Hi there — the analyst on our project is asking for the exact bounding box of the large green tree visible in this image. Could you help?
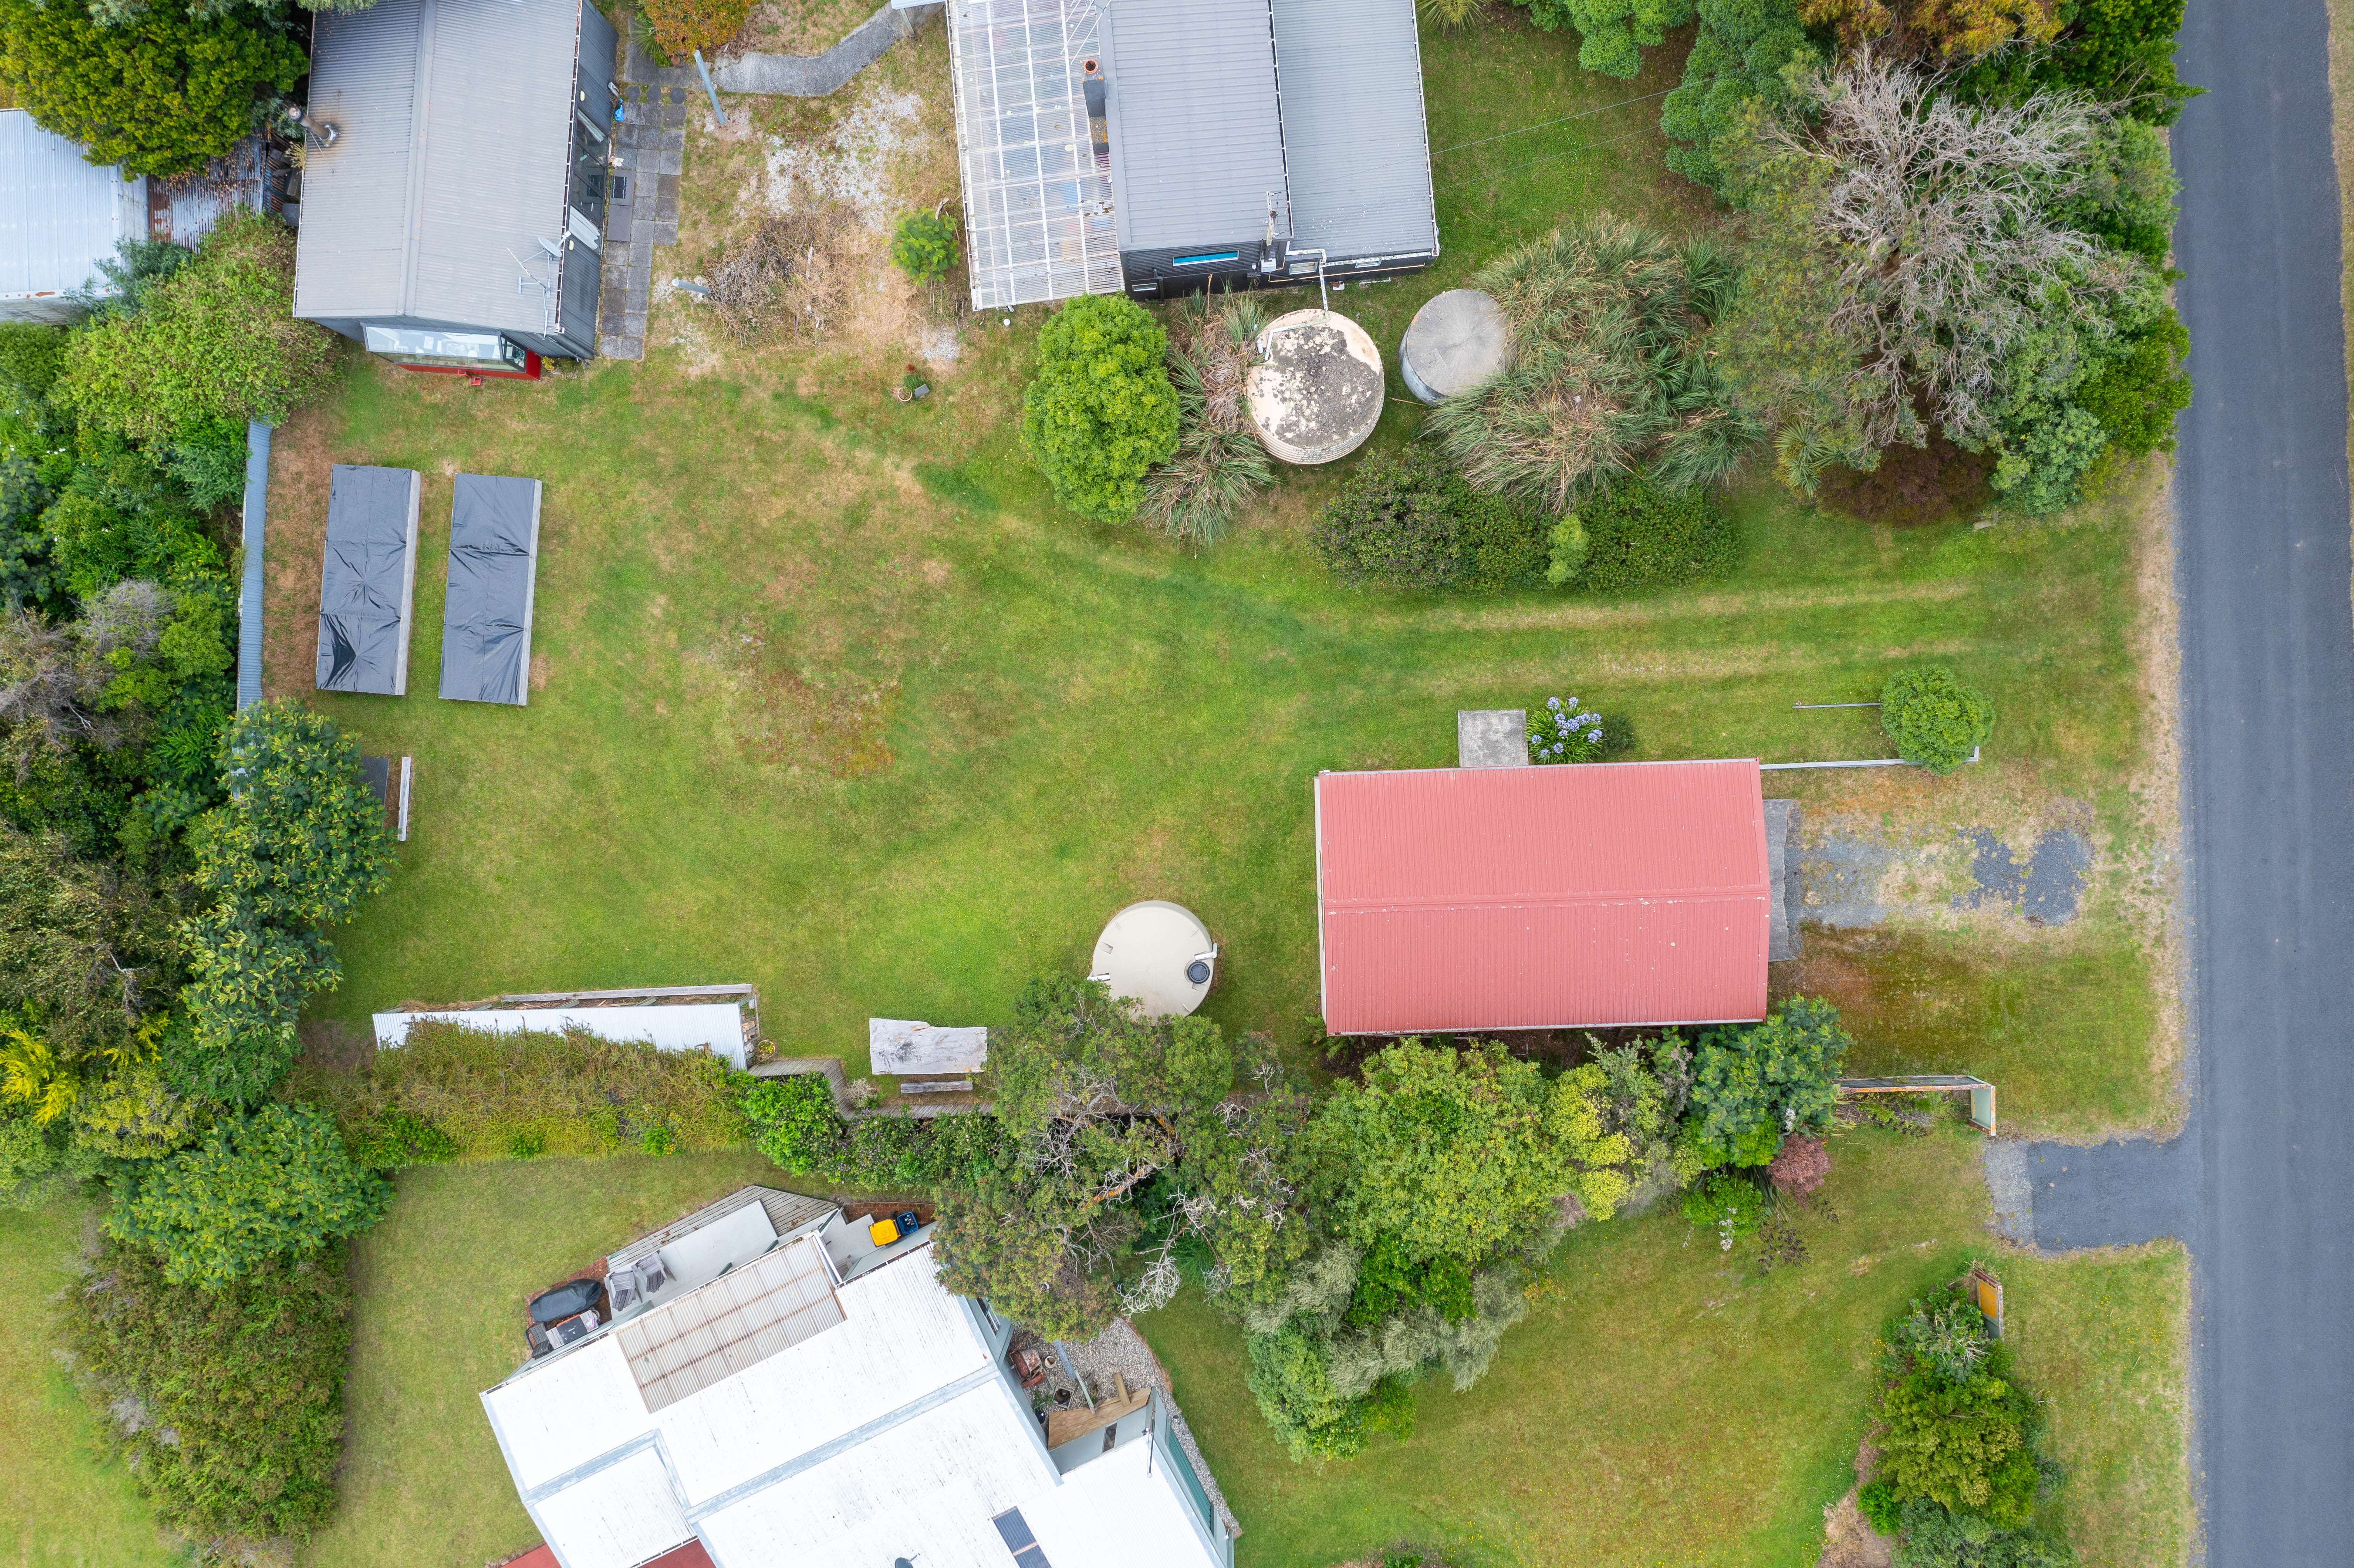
[107,1103,389,1287]
[0,0,307,179]
[59,212,336,447]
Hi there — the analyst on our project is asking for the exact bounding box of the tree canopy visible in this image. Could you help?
[0,0,307,179]
[107,1103,391,1287]
[1020,295,1180,524]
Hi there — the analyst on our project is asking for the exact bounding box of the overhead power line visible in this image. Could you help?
[1430,87,1675,156]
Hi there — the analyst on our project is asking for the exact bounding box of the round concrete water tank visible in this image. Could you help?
[1400,289,1511,405]
[1089,900,1217,1019]
[1246,310,1385,465]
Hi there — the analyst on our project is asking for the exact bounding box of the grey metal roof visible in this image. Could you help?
[1100,0,1291,253]
[0,110,145,308]
[1270,0,1437,261]
[294,0,585,335]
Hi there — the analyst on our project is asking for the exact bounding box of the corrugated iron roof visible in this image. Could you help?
[294,0,583,333]
[1316,760,1771,1034]
[1100,0,1291,252]
[1270,0,1437,262]
[612,1234,844,1414]
[0,110,145,306]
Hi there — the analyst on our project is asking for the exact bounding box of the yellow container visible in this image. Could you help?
[868,1217,901,1247]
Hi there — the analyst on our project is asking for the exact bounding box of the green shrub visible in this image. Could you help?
[108,1103,391,1288]
[1680,1170,1766,1248]
[1545,513,1589,585]
[1658,0,1821,195]
[1345,1234,1475,1326]
[2061,119,2179,264]
[1881,666,1994,773]
[58,211,337,447]
[0,0,308,179]
[67,1238,352,1540]
[1312,446,1552,592]
[1891,1497,2076,1568]
[1020,295,1179,524]
[343,1107,458,1170]
[2077,307,2191,461]
[891,212,961,284]
[163,422,249,510]
[1876,1362,2041,1528]
[0,324,68,409]
[1857,1476,1903,1534]
[286,1019,755,1162]
[38,435,221,597]
[168,906,334,1105]
[1510,0,1692,75]
[1576,477,1741,593]
[738,1071,845,1172]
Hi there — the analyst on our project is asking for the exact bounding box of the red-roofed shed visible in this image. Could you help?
[1315,760,1772,1035]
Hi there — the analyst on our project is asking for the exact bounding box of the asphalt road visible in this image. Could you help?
[2005,0,2354,1558]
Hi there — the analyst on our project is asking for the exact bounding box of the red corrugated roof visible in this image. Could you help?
[1316,760,1770,1034]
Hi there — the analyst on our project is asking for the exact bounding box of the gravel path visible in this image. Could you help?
[1056,1319,1243,1542]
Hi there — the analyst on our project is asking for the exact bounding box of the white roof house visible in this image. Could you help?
[483,1194,1236,1568]
[0,110,147,323]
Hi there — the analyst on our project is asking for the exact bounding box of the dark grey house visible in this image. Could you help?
[293,0,619,366]
[949,0,1437,307]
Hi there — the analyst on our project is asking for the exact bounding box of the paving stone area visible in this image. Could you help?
[597,86,689,361]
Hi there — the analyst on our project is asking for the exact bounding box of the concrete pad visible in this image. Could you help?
[1457,709,1528,769]
[1764,799,1800,961]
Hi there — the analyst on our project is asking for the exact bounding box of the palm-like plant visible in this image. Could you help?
[1139,290,1275,546]
[1428,214,1762,511]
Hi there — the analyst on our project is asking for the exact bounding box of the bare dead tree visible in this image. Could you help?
[1755,51,2132,451]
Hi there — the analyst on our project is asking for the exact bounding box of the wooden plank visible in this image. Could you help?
[900,1079,973,1094]
[869,1018,989,1075]
[1044,1373,1150,1447]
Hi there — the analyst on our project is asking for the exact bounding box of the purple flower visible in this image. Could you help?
[1548,697,1562,709]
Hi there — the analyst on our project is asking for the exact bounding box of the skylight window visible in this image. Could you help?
[991,1507,1053,1567]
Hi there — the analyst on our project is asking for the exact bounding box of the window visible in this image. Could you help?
[991,1508,1052,1568]
[361,327,525,369]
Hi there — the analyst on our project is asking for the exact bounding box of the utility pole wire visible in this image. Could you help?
[1431,86,1675,156]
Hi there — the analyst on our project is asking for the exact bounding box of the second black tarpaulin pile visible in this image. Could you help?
[439,473,542,706]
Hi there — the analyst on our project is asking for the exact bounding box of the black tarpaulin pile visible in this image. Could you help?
[439,474,542,705]
[314,465,421,695]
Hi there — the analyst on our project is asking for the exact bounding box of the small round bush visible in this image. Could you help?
[1020,295,1179,524]
[1881,666,1994,773]
[891,211,961,284]
[1576,478,1740,593]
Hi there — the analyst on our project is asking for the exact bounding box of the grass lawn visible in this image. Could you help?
[1135,1124,2191,1568]
[0,1200,178,1568]
[263,10,2173,1135]
[300,1150,804,1568]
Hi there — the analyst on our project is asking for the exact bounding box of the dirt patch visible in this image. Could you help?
[1815,432,1996,526]
[259,391,342,701]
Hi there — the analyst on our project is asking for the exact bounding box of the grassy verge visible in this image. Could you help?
[298,1150,809,1568]
[0,1200,176,1568]
[1134,1126,2189,1568]
[2002,1243,2194,1568]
